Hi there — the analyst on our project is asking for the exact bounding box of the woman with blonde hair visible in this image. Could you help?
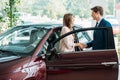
[59,13,83,52]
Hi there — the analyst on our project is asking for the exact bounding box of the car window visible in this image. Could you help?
[47,32,60,52]
[38,41,49,58]
[0,27,48,54]
[76,31,92,43]
[51,31,92,52]
[51,27,115,53]
[38,29,61,59]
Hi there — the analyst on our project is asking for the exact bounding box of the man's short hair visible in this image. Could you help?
[91,6,103,16]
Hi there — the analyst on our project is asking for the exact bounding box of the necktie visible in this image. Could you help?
[95,22,98,27]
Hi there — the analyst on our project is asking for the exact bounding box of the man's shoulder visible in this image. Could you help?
[101,18,109,23]
[101,18,112,27]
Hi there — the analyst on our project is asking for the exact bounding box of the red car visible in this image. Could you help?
[0,24,118,80]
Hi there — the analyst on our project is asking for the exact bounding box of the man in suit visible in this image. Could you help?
[81,6,112,50]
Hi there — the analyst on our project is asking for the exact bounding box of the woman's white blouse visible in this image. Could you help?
[59,26,75,52]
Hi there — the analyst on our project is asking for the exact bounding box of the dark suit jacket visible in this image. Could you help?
[87,18,112,50]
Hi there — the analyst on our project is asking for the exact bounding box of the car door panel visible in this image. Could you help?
[46,27,118,80]
[47,49,118,80]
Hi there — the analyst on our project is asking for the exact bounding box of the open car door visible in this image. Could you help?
[46,27,118,80]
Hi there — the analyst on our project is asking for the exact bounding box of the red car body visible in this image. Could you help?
[0,24,118,80]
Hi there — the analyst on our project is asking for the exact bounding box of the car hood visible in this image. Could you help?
[0,56,21,62]
[0,56,31,75]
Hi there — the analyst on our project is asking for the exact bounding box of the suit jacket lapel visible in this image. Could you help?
[98,18,104,27]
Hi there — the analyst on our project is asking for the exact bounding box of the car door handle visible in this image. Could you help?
[101,62,117,66]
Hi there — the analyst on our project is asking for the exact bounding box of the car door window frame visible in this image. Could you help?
[50,27,115,54]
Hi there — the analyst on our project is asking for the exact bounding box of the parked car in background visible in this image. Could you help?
[105,15,120,35]
[0,24,118,80]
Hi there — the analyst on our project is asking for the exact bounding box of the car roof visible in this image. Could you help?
[1,23,82,37]
[17,23,63,29]
[0,23,63,37]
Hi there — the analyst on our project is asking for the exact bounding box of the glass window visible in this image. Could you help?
[0,27,48,54]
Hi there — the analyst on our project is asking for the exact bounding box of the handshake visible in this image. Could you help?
[75,43,87,49]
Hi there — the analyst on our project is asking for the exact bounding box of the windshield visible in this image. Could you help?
[0,26,48,54]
